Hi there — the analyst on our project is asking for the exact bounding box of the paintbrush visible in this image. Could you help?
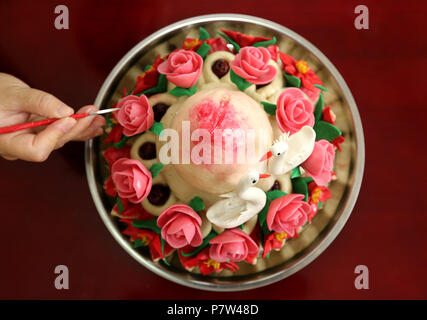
[0,107,119,134]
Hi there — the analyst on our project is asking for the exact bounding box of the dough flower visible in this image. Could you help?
[276,87,315,135]
[230,46,277,84]
[279,52,323,102]
[157,49,203,88]
[302,140,335,185]
[209,228,259,263]
[157,204,203,248]
[116,94,154,136]
[111,158,152,203]
[266,194,311,237]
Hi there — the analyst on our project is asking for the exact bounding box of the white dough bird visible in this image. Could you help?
[263,126,316,175]
[206,170,269,229]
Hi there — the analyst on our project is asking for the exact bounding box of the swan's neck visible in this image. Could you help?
[237,186,251,200]
[270,154,286,174]
[237,187,260,202]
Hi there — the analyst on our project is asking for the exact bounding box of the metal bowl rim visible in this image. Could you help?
[85,13,365,292]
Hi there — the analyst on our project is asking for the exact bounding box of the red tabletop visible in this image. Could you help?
[0,0,426,299]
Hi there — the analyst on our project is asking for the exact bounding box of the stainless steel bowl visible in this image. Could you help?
[85,14,364,291]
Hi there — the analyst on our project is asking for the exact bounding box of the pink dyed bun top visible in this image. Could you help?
[169,88,273,195]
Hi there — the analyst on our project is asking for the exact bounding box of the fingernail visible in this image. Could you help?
[57,104,74,117]
[55,118,76,133]
[88,106,99,113]
[79,106,98,114]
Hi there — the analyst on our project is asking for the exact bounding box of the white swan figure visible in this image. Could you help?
[265,126,316,175]
[206,170,269,229]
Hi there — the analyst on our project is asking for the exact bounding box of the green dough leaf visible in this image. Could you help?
[116,197,124,214]
[258,197,270,228]
[180,230,218,257]
[149,121,164,136]
[199,27,210,40]
[258,185,287,237]
[196,42,211,59]
[105,114,114,128]
[160,237,170,266]
[314,84,327,91]
[169,85,197,97]
[217,31,240,52]
[284,72,301,88]
[113,135,129,149]
[230,69,252,91]
[261,101,277,115]
[149,163,164,179]
[131,219,161,234]
[291,166,301,179]
[132,238,144,248]
[253,36,277,47]
[314,92,324,122]
[291,177,313,202]
[140,74,167,95]
[314,120,342,142]
[266,190,287,201]
[262,216,272,234]
[189,196,205,212]
[239,224,244,230]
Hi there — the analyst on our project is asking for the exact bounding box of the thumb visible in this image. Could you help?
[13,87,74,118]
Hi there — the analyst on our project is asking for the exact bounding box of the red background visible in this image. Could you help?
[0,0,426,299]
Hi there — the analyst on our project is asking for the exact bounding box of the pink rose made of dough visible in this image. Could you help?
[157,204,203,248]
[111,158,152,203]
[266,194,311,237]
[230,46,277,85]
[301,139,335,186]
[276,87,315,135]
[116,94,154,137]
[157,49,203,88]
[209,228,259,263]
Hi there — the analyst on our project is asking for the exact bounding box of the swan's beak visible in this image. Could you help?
[259,151,273,162]
[259,174,271,179]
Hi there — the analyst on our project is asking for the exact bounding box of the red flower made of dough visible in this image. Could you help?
[262,232,288,258]
[178,247,239,275]
[279,51,323,102]
[220,29,272,48]
[133,55,165,95]
[183,37,230,53]
[120,219,174,261]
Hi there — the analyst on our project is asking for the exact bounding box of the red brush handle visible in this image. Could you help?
[0,113,90,135]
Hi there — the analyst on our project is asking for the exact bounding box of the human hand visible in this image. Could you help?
[0,73,105,161]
